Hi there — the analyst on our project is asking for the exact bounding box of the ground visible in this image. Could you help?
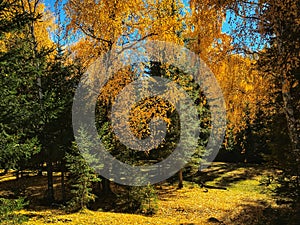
[0,163,297,225]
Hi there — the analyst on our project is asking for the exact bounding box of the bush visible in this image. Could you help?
[119,184,158,215]
[0,198,28,224]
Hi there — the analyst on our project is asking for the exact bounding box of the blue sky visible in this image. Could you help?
[43,0,55,12]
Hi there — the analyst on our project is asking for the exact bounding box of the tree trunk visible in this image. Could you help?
[278,22,300,160]
[244,114,253,163]
[61,169,66,203]
[178,169,183,189]
[15,170,19,180]
[282,78,300,155]
[46,161,54,204]
[37,165,43,176]
[282,78,300,193]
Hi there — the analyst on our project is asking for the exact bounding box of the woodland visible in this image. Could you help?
[0,0,299,224]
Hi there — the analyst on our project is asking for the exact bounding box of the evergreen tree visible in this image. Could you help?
[0,0,80,204]
[65,129,100,211]
[0,0,42,175]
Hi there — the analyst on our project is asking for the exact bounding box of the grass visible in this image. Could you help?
[0,163,296,225]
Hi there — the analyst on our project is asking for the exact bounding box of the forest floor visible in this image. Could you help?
[0,162,298,225]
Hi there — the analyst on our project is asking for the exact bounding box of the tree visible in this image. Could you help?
[0,0,44,176]
[0,0,80,204]
[65,0,185,67]
[206,0,300,201]
[257,0,300,201]
[187,0,275,163]
[65,129,100,211]
[65,0,187,190]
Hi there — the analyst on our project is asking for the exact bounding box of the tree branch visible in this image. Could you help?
[75,22,113,46]
[117,32,158,54]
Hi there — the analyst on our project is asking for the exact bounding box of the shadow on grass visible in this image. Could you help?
[186,162,271,188]
[0,172,64,208]
[220,199,300,225]
[155,181,177,195]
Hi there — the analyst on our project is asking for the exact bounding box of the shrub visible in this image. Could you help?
[119,184,158,215]
[0,198,28,224]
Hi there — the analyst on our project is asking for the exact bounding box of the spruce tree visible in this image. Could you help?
[0,0,42,175]
[65,129,100,211]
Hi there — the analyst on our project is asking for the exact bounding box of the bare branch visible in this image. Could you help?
[117,33,158,54]
[75,22,113,46]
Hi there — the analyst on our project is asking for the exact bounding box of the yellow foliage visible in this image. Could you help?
[212,54,273,138]
[66,0,274,148]
[98,66,134,105]
[187,0,273,144]
[0,0,55,54]
[65,0,185,66]
[33,3,56,51]
[187,0,229,61]
[129,96,174,139]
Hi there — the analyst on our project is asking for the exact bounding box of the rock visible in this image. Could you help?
[207,217,222,223]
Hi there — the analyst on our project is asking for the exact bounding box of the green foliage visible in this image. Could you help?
[65,152,100,211]
[37,47,80,168]
[0,1,43,171]
[0,0,80,190]
[65,129,101,212]
[0,198,28,225]
[119,184,158,215]
[274,175,299,201]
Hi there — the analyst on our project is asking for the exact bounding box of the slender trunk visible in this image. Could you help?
[282,79,300,194]
[178,169,183,189]
[244,114,253,163]
[15,170,19,180]
[46,161,54,204]
[37,164,43,176]
[282,78,300,157]
[61,168,66,203]
[278,23,300,159]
